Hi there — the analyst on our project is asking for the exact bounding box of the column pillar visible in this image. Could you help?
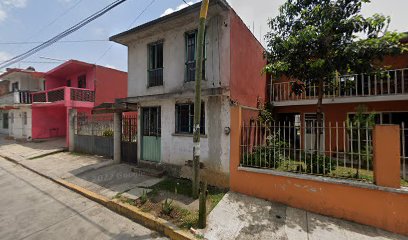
[373,125,401,188]
[113,111,122,163]
[68,109,77,152]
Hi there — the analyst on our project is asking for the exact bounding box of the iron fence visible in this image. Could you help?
[272,68,408,102]
[240,112,374,182]
[75,114,114,137]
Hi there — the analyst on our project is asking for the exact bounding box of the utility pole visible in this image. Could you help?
[192,0,209,199]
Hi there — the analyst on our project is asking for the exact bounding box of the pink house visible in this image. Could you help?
[31,60,127,145]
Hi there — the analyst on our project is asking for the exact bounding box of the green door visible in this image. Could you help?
[142,107,161,162]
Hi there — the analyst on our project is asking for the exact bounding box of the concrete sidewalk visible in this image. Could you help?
[203,192,407,240]
[0,134,163,201]
[0,134,66,160]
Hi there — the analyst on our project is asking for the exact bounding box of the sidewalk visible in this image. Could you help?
[0,134,66,160]
[0,134,163,200]
[203,192,407,240]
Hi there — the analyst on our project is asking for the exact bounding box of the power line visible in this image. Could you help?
[95,0,157,63]
[182,0,191,6]
[0,0,128,70]
[9,0,84,54]
[0,40,109,45]
[28,0,84,40]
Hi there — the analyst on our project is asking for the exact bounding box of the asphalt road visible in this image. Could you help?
[0,157,167,240]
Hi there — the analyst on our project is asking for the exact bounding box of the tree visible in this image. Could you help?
[264,0,406,151]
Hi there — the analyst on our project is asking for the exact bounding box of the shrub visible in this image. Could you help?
[242,131,289,168]
[140,190,148,204]
[102,129,113,137]
[161,198,174,215]
[302,152,337,174]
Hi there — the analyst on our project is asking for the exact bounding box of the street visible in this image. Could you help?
[0,157,167,240]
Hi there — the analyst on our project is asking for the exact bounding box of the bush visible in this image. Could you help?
[140,190,148,204]
[302,152,337,174]
[102,129,113,137]
[161,198,174,215]
[242,132,289,168]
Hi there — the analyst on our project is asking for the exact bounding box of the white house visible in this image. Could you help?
[0,68,45,139]
[110,0,267,187]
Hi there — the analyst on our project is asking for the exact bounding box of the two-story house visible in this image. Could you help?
[270,50,408,156]
[0,67,45,138]
[30,60,128,145]
[110,0,267,187]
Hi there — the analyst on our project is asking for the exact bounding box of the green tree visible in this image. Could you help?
[264,0,406,151]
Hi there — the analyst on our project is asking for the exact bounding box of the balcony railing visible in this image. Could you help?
[272,68,408,102]
[70,88,95,102]
[0,91,33,105]
[31,87,95,103]
[148,68,163,87]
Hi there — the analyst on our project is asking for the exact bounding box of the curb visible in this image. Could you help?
[0,154,196,240]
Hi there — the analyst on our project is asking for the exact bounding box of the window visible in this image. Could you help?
[23,112,27,125]
[10,112,13,124]
[185,31,206,82]
[2,113,8,129]
[67,79,71,87]
[148,41,164,87]
[11,82,19,92]
[175,102,205,134]
[78,75,86,88]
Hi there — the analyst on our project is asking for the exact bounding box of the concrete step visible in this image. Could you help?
[130,167,166,178]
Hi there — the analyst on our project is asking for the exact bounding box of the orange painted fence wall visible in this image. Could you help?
[230,106,408,236]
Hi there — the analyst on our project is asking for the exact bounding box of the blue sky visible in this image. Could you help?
[0,0,407,73]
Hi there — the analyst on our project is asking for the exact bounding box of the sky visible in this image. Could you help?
[0,0,407,73]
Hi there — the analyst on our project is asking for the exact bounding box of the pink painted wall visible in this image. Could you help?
[94,66,128,106]
[45,69,95,90]
[32,106,67,139]
[229,10,268,107]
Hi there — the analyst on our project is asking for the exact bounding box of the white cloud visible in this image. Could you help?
[0,0,28,23]
[160,1,199,17]
[3,0,27,8]
[0,51,11,63]
[0,9,6,22]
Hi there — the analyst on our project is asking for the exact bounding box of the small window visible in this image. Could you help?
[11,82,19,92]
[175,102,205,134]
[23,112,27,125]
[67,80,71,87]
[2,113,8,129]
[10,112,14,124]
[185,31,206,82]
[78,75,86,88]
[148,41,164,87]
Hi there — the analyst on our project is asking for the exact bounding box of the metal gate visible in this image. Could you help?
[74,114,114,158]
[121,114,137,163]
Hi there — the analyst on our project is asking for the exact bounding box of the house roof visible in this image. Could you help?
[0,68,45,80]
[110,0,230,44]
[45,59,127,78]
[45,60,95,78]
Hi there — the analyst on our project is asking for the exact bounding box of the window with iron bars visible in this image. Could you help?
[148,41,164,87]
[185,30,206,82]
[175,102,205,134]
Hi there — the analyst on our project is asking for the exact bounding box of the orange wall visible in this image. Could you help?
[230,10,267,107]
[230,106,408,236]
[94,66,128,106]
